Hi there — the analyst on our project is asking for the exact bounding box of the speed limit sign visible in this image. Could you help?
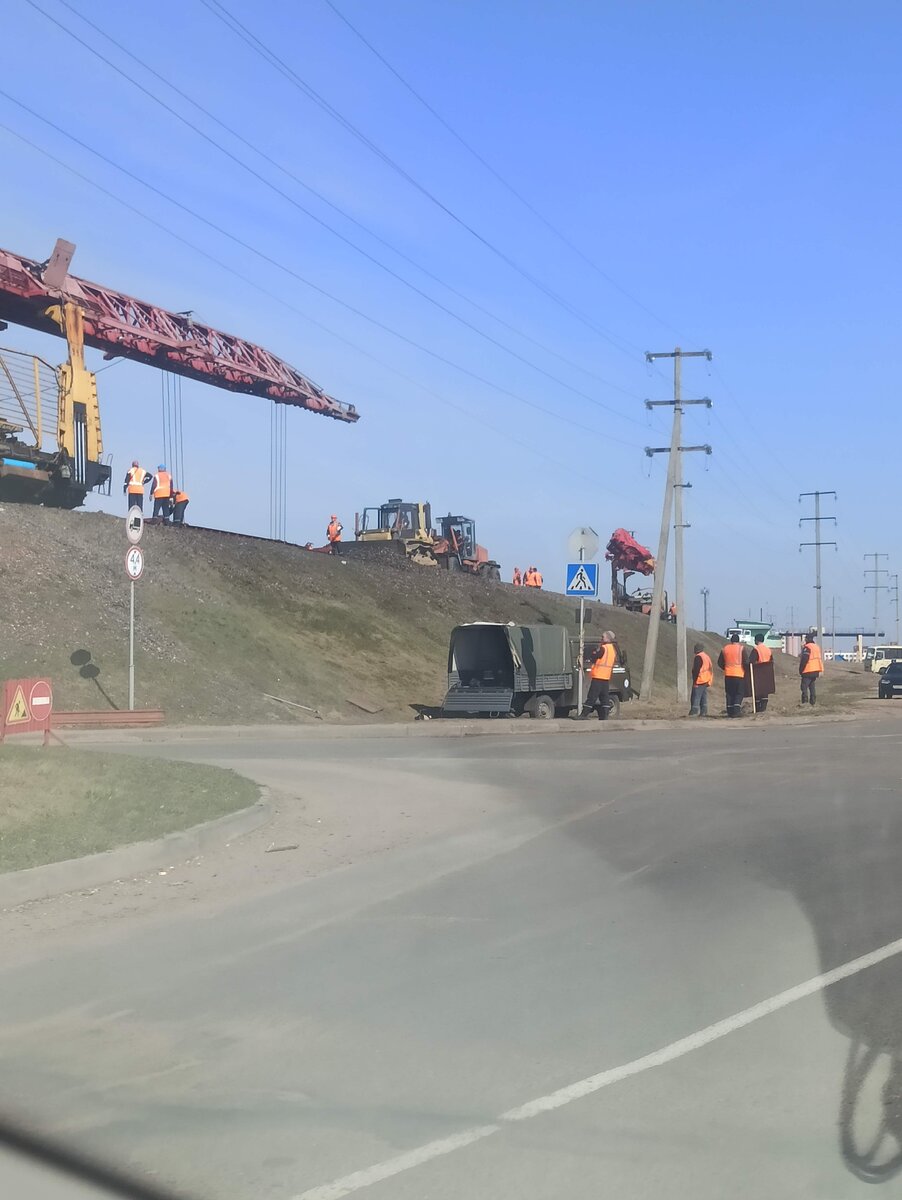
[125,546,145,580]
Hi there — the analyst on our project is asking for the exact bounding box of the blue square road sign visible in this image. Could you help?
[565,561,598,597]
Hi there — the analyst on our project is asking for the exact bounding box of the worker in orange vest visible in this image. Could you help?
[582,630,618,720]
[669,602,678,624]
[327,514,343,554]
[151,464,173,522]
[689,642,713,717]
[172,486,190,526]
[123,460,151,512]
[524,566,543,588]
[512,567,522,586]
[799,633,824,706]
[717,632,748,718]
[751,633,774,712]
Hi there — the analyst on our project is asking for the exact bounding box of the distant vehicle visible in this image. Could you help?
[864,645,902,673]
[441,622,634,719]
[878,661,902,698]
[350,499,501,578]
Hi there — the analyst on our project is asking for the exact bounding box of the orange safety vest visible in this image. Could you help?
[802,643,824,674]
[524,570,535,587]
[126,466,145,494]
[174,490,189,504]
[512,570,521,586]
[153,470,172,498]
[327,520,342,542]
[695,651,713,686]
[589,643,617,680]
[721,642,745,678]
[532,571,543,588]
[754,644,773,664]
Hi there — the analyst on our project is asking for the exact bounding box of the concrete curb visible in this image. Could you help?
[0,790,272,910]
[54,710,861,747]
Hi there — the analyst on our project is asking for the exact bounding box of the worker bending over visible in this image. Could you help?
[799,633,824,706]
[172,486,190,526]
[123,461,151,512]
[582,631,617,720]
[689,642,713,716]
[718,633,748,718]
[327,515,343,554]
[151,464,173,522]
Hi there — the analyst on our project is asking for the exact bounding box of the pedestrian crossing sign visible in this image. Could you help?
[566,562,599,597]
[5,685,29,724]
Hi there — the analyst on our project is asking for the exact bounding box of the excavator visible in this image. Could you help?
[606,527,670,616]
[350,499,501,579]
[0,238,358,509]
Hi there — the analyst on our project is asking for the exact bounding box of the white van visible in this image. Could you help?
[864,646,902,673]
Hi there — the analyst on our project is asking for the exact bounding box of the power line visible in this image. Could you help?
[197,0,646,359]
[26,0,651,429]
[0,91,649,451]
[320,0,687,341]
[0,119,624,494]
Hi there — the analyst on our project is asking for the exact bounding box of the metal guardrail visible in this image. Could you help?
[52,710,165,729]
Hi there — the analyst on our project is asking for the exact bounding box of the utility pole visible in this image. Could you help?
[799,490,836,641]
[640,347,712,703]
[830,595,837,662]
[700,586,710,632]
[890,574,900,643]
[864,553,889,647]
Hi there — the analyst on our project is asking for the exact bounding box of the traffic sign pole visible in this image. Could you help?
[129,577,135,712]
[578,547,586,714]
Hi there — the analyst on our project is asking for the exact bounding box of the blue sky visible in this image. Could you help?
[2,0,900,637]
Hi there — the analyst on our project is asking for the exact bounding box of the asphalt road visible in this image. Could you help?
[4,717,902,1199]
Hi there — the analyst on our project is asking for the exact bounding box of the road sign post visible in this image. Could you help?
[566,537,600,715]
[125,543,145,712]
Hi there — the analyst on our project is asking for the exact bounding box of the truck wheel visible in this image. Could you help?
[606,694,621,719]
[526,694,556,720]
[448,555,461,572]
[481,564,501,582]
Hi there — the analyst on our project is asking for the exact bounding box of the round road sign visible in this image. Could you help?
[126,506,144,545]
[125,546,145,580]
[29,679,53,719]
[568,526,600,560]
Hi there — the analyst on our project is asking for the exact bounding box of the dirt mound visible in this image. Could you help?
[0,506,868,723]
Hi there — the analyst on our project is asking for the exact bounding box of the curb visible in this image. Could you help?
[54,710,861,747]
[0,790,272,910]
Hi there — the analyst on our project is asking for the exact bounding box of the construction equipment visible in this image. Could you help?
[432,514,501,580]
[352,499,436,565]
[0,238,358,507]
[350,499,500,578]
[605,528,670,615]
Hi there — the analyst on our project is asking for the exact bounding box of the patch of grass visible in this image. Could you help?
[0,746,258,872]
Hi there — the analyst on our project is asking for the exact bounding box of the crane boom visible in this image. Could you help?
[0,240,358,422]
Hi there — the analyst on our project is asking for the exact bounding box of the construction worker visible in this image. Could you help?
[718,632,748,718]
[689,642,713,717]
[123,460,151,512]
[582,631,617,720]
[751,633,774,713]
[524,566,543,589]
[512,567,522,586]
[327,514,343,554]
[171,486,190,526]
[669,602,678,624]
[799,632,824,706]
[150,463,173,522]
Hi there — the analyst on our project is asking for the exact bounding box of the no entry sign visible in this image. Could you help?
[1,677,53,743]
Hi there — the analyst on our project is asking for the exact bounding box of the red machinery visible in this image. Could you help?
[606,528,656,611]
[0,241,358,420]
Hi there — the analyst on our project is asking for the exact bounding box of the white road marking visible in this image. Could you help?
[294,931,902,1200]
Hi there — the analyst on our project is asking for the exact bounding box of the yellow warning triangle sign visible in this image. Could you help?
[6,685,29,724]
